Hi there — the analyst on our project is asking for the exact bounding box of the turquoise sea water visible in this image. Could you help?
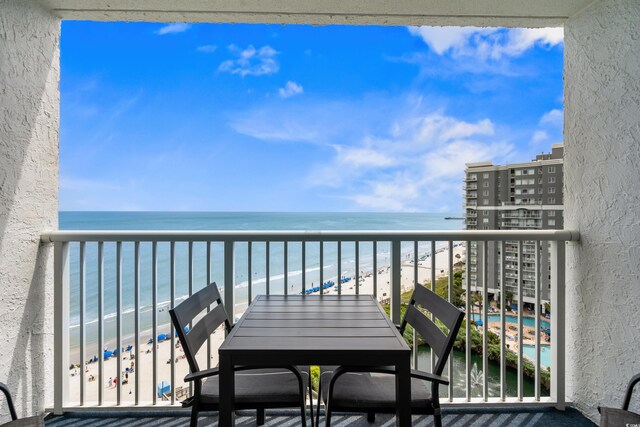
[61,211,462,352]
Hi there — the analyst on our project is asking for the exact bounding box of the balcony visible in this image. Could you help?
[2,0,637,426]
[502,200,543,206]
[39,229,577,420]
[501,220,542,228]
[501,212,543,219]
[463,184,478,190]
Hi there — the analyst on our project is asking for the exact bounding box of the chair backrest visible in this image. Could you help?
[399,284,465,376]
[169,282,231,374]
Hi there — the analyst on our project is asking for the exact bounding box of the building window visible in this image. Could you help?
[538,188,543,194]
[482,199,489,205]
[483,211,489,216]
[548,187,556,194]
[539,178,543,184]
[483,181,489,187]
[548,197,556,204]
[549,211,556,217]
[483,190,489,196]
[483,218,489,224]
[548,166,556,173]
[548,219,556,226]
[548,176,556,183]
[483,173,489,179]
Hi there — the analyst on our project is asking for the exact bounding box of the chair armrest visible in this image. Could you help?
[0,382,18,420]
[410,369,449,386]
[327,366,448,385]
[184,367,219,382]
[623,373,640,410]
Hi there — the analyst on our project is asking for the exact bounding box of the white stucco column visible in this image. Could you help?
[0,0,60,419]
[564,0,640,421]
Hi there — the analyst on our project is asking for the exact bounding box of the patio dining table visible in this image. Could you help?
[218,294,412,426]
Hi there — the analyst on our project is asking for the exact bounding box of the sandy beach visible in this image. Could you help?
[67,243,466,404]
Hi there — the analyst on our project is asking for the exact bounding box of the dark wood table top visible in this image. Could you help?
[219,295,410,358]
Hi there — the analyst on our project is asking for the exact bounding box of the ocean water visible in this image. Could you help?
[61,211,462,355]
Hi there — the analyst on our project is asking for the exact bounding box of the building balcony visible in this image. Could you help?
[501,212,543,219]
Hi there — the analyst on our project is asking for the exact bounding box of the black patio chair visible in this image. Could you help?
[318,285,465,427]
[169,282,312,427]
[0,383,44,427]
[598,373,640,426]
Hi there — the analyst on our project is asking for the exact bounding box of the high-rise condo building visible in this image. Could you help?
[463,144,564,304]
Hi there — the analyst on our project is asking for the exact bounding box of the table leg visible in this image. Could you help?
[396,357,411,426]
[219,353,235,426]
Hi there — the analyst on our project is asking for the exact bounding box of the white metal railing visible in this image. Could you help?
[41,229,578,413]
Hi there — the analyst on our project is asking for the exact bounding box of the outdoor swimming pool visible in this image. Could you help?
[470,313,550,330]
[523,343,551,368]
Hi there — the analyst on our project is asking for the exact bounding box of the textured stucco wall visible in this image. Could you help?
[564,0,640,421]
[0,0,60,420]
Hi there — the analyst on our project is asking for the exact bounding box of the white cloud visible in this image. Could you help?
[197,45,217,53]
[155,23,191,35]
[314,110,511,211]
[540,108,563,127]
[219,45,279,77]
[407,26,563,60]
[531,130,549,144]
[335,145,396,169]
[407,26,494,55]
[227,95,520,212]
[278,81,304,98]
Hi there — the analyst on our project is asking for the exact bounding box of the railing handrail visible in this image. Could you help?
[41,229,580,243]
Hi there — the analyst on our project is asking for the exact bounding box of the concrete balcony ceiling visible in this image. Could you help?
[37,0,593,26]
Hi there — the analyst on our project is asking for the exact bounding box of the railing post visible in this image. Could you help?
[224,241,235,323]
[391,240,401,324]
[550,241,566,410]
[53,242,69,414]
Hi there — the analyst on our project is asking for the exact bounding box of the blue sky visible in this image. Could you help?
[60,22,564,212]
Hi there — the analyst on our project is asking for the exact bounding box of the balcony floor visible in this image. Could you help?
[45,407,595,426]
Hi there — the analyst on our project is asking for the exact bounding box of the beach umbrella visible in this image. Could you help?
[476,319,484,326]
[103,350,113,360]
[157,380,171,398]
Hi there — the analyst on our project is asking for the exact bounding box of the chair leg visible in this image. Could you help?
[307,385,313,427]
[316,381,322,427]
[367,411,376,423]
[257,408,266,425]
[190,406,199,427]
[433,406,443,427]
[324,405,331,427]
[301,401,307,427]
